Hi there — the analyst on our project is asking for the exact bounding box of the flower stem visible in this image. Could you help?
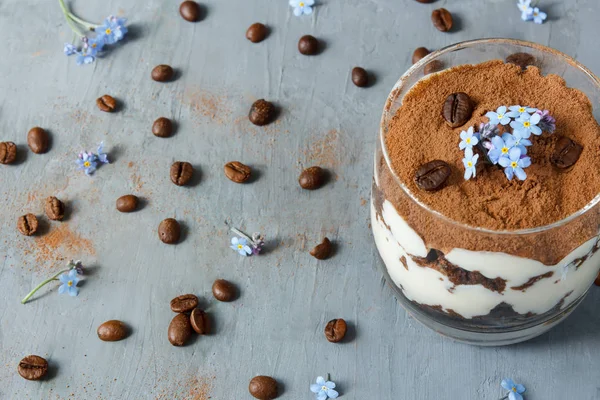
[58,0,98,35]
[21,268,70,304]
[230,227,253,243]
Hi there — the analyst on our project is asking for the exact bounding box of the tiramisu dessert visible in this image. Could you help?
[372,56,600,340]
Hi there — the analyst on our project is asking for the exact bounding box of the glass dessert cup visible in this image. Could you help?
[372,38,600,346]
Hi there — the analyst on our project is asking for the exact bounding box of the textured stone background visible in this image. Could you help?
[0,0,599,399]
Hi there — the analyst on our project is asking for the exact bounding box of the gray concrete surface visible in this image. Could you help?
[1,0,599,398]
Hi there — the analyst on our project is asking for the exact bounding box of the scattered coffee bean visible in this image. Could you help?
[414,160,451,192]
[351,67,368,87]
[298,35,319,55]
[310,237,332,260]
[551,136,583,169]
[27,127,49,154]
[246,23,268,43]
[168,313,193,346]
[412,47,430,64]
[96,95,117,112]
[224,161,252,183]
[212,279,236,302]
[431,8,453,32]
[18,355,48,381]
[17,214,38,236]
[0,141,17,164]
[416,0,435,3]
[249,99,275,126]
[158,218,181,244]
[179,1,201,22]
[97,320,128,342]
[595,272,600,286]
[116,194,139,213]
[151,64,175,82]
[249,376,278,400]
[506,52,536,71]
[298,166,325,190]
[170,161,194,186]
[324,318,347,343]
[170,294,199,313]
[190,308,210,334]
[152,117,173,138]
[424,60,444,75]
[45,196,65,221]
[442,92,473,128]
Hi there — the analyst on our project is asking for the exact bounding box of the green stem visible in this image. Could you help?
[58,0,98,35]
[21,268,71,304]
[68,13,99,30]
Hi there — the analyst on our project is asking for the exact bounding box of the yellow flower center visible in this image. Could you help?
[498,114,504,118]
[519,107,525,113]
[512,387,517,392]
[67,280,73,287]
[467,161,473,167]
[511,161,518,168]
[322,386,328,391]
[523,121,531,128]
[92,43,97,48]
[84,161,91,167]
[502,147,509,154]
[533,11,538,16]
[465,138,471,144]
[237,244,243,249]
[106,28,112,35]
[299,1,305,6]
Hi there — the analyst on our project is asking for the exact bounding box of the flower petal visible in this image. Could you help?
[464,168,473,180]
[316,377,326,385]
[505,167,514,180]
[327,389,339,398]
[317,392,327,400]
[515,384,526,393]
[305,0,315,5]
[498,157,510,168]
[509,147,521,161]
[293,6,302,16]
[325,381,336,389]
[310,384,321,393]
[303,6,313,15]
[231,237,239,245]
[515,167,527,181]
[519,157,532,168]
[58,284,66,294]
[68,286,79,296]
[497,105,507,114]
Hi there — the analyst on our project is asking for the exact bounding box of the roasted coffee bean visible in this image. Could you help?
[442,92,473,128]
[324,318,347,343]
[416,0,435,3]
[595,272,600,286]
[116,194,139,213]
[298,166,325,190]
[212,279,236,302]
[310,237,332,260]
[0,141,17,164]
[551,136,583,169]
[298,35,319,55]
[17,214,38,236]
[96,95,117,112]
[170,294,199,313]
[412,47,430,64]
[224,161,252,183]
[18,355,48,381]
[246,23,268,43]
[190,308,209,334]
[424,60,443,75]
[414,160,451,191]
[27,127,49,154]
[431,8,453,32]
[179,1,201,22]
[351,67,368,87]
[249,376,278,400]
[168,313,193,346]
[45,196,64,221]
[158,218,181,244]
[170,161,194,186]
[249,99,275,126]
[152,117,173,138]
[151,64,175,82]
[506,52,536,71]
[97,320,128,342]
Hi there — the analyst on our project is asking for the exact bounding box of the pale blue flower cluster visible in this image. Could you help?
[76,142,110,176]
[290,0,314,16]
[501,378,526,400]
[517,0,547,24]
[64,15,128,65]
[310,376,339,400]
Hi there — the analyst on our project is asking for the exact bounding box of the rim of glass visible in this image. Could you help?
[380,38,600,235]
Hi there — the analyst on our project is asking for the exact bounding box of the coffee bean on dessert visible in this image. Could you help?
[249,376,278,400]
[17,214,38,236]
[168,313,193,346]
[151,64,175,82]
[424,60,443,75]
[152,117,173,138]
[116,194,139,213]
[431,8,453,32]
[190,308,209,334]
[170,161,194,186]
[96,95,117,112]
[170,294,199,313]
[246,23,268,43]
[45,196,65,221]
[0,141,17,164]
[442,92,473,128]
[506,52,536,71]
[97,320,128,342]
[27,127,49,154]
[551,136,583,169]
[249,99,275,126]
[224,161,252,183]
[298,35,319,55]
[179,1,201,22]
[18,355,48,381]
[212,279,236,302]
[310,237,332,260]
[158,218,181,244]
[324,318,347,343]
[299,166,325,190]
[351,67,368,88]
[414,160,451,192]
[412,47,430,64]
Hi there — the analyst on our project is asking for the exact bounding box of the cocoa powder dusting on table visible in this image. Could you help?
[32,224,95,266]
